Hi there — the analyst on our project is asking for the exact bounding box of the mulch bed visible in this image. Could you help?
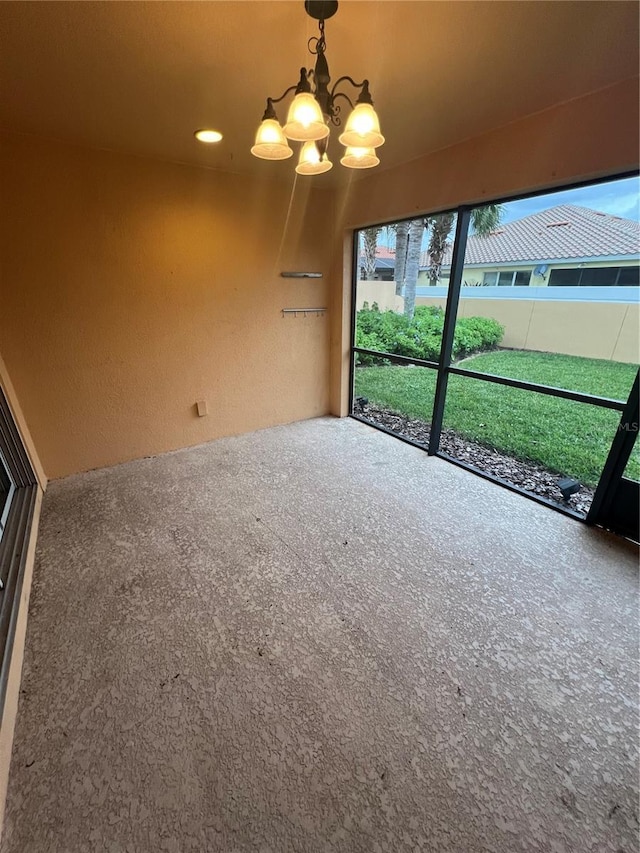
[357,404,594,517]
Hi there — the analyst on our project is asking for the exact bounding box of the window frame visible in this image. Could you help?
[0,450,16,542]
[482,270,531,287]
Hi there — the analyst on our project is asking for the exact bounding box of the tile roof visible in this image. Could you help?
[374,257,395,270]
[420,205,640,268]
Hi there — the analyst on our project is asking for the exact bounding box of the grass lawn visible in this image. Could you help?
[354,350,639,486]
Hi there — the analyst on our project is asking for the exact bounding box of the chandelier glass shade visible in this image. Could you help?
[296,140,333,175]
[251,0,384,174]
[338,102,385,149]
[283,93,329,142]
[251,119,293,160]
[339,146,379,169]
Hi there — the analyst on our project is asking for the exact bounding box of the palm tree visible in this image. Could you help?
[360,227,380,280]
[426,205,503,287]
[425,213,455,287]
[401,218,426,320]
[399,204,503,319]
[394,221,409,297]
[470,204,503,237]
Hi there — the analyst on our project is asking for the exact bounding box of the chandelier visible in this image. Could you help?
[250,0,384,175]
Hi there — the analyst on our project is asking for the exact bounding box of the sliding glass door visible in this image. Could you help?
[0,387,38,714]
[0,452,15,545]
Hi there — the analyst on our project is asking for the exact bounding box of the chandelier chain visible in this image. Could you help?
[307,19,326,57]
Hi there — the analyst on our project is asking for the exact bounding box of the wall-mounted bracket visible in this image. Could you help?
[281,307,326,317]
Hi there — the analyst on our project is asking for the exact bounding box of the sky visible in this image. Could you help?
[498,175,640,224]
[376,175,639,250]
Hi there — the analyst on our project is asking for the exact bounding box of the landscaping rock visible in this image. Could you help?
[360,405,595,517]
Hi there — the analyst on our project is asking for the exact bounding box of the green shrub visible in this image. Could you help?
[354,330,385,364]
[355,305,503,363]
[453,316,503,357]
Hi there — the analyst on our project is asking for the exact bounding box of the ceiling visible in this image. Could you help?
[1,1,638,184]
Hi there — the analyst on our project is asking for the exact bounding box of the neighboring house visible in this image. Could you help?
[360,245,396,281]
[418,205,640,287]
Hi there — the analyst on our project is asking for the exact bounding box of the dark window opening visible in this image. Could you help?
[548,268,581,286]
[549,265,640,287]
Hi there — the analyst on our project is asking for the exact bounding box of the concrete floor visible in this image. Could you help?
[2,417,638,853]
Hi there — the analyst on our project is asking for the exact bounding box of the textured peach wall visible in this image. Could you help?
[1,79,639,474]
[0,133,334,479]
[330,78,640,414]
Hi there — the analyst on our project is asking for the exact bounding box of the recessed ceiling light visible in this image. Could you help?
[194,129,223,143]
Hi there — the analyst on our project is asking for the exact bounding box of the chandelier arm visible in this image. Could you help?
[329,75,366,98]
[262,81,310,121]
[331,90,354,115]
[253,2,381,171]
[268,84,304,107]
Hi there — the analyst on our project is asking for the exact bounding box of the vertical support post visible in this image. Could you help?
[348,229,359,416]
[587,370,639,524]
[428,207,471,455]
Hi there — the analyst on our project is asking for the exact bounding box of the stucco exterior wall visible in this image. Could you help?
[414,297,639,363]
[0,133,334,479]
[356,280,404,313]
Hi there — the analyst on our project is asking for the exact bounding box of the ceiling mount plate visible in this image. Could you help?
[304,1,338,21]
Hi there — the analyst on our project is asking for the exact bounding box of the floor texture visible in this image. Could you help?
[2,417,638,853]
